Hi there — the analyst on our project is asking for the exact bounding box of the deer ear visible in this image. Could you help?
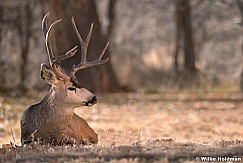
[40,63,59,85]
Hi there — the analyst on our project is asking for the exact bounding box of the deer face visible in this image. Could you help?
[66,87,97,106]
[40,64,97,107]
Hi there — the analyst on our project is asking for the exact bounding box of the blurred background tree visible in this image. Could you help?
[0,0,45,95]
[174,0,198,88]
[236,0,243,91]
[174,0,196,75]
[0,0,242,95]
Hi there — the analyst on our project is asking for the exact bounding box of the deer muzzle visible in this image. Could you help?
[83,96,97,106]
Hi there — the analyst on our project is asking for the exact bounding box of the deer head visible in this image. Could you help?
[41,13,109,107]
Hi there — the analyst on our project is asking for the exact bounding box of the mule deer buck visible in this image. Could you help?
[21,13,109,145]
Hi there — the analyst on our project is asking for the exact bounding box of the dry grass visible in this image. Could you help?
[0,92,243,162]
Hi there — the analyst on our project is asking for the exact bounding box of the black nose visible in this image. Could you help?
[84,96,97,106]
[88,96,97,105]
[91,96,97,103]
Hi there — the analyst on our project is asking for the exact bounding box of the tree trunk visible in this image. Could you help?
[174,0,181,74]
[19,2,32,93]
[43,0,120,92]
[236,0,243,92]
[107,0,117,38]
[0,2,2,49]
[175,0,197,75]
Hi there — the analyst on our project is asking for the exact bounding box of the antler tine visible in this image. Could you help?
[52,46,78,80]
[42,12,50,38]
[70,17,109,80]
[46,20,78,64]
[52,46,78,63]
[42,13,78,80]
[74,42,110,70]
[96,42,110,61]
[71,17,93,65]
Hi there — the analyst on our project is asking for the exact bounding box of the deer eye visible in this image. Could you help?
[68,87,76,92]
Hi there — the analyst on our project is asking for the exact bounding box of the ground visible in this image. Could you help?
[0,91,243,162]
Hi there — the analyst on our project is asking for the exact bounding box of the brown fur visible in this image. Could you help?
[20,66,98,145]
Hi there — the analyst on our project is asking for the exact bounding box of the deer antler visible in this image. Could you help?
[42,13,78,81]
[41,13,109,84]
[70,17,109,83]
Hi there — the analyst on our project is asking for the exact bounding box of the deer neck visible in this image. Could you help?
[40,87,74,130]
